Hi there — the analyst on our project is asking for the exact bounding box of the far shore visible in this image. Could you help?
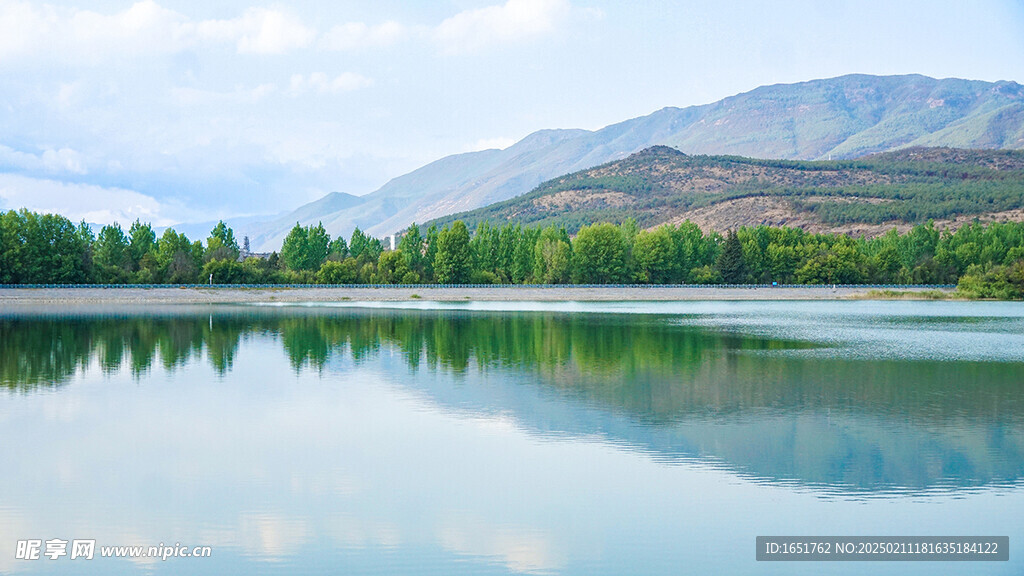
[0,285,956,306]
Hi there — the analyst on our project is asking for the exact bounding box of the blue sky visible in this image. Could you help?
[0,0,1022,227]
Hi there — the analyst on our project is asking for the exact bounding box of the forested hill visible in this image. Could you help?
[426,146,1024,237]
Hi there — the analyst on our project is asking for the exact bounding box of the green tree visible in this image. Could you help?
[956,261,1024,299]
[6,207,1024,290]
[47,217,93,283]
[512,225,540,283]
[93,223,132,282]
[571,223,627,284]
[423,224,440,282]
[497,223,519,279]
[5,210,43,282]
[671,221,718,281]
[434,221,473,284]
[377,250,411,284]
[872,243,904,284]
[327,237,348,261]
[0,211,20,283]
[715,230,748,284]
[0,211,93,284]
[240,256,274,283]
[632,227,676,283]
[533,226,572,284]
[281,222,331,272]
[306,223,331,269]
[157,228,202,283]
[128,220,156,269]
[900,222,939,270]
[795,240,867,284]
[471,220,494,272]
[349,228,370,261]
[128,220,158,282]
[316,258,359,284]
[206,221,240,261]
[203,259,254,284]
[620,217,640,277]
[70,221,96,283]
[398,224,425,274]
[358,261,377,283]
[766,242,800,283]
[281,223,308,271]
[689,264,722,284]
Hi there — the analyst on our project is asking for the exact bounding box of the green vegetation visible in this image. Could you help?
[956,262,1024,299]
[2,208,1024,298]
[571,222,629,284]
[433,221,472,283]
[281,222,330,272]
[426,146,1024,233]
[716,231,748,284]
[860,289,950,300]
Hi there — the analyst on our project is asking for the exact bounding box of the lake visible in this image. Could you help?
[1,300,1022,575]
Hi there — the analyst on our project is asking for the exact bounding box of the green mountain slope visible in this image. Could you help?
[427,146,1024,237]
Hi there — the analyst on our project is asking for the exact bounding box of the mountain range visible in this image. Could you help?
[426,145,1024,237]
[234,74,1024,251]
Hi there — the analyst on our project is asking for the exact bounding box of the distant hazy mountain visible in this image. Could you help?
[239,74,1024,250]
[158,212,284,248]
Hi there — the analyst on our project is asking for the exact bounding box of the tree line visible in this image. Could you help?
[1,208,1022,296]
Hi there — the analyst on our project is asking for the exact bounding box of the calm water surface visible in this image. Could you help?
[1,300,1022,575]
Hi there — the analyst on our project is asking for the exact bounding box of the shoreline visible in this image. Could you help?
[0,285,956,305]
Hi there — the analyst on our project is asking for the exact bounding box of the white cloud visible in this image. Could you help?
[194,7,315,55]
[327,72,375,92]
[0,0,188,63]
[0,145,89,175]
[320,20,407,51]
[0,1,315,64]
[288,72,374,95]
[0,2,54,60]
[0,0,583,228]
[68,0,184,44]
[0,1,578,63]
[171,83,277,106]
[0,173,173,226]
[41,148,88,174]
[435,0,571,54]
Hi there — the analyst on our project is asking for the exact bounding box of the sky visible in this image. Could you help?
[0,0,1022,228]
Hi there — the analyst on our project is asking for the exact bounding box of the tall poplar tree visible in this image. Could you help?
[433,221,472,284]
